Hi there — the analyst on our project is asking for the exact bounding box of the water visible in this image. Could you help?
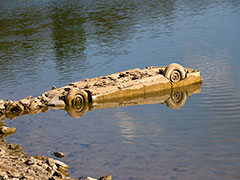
[1,0,240,179]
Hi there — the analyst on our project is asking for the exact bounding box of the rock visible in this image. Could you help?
[32,155,47,161]
[53,152,65,158]
[0,140,75,180]
[47,158,57,170]
[98,175,112,180]
[0,113,5,121]
[5,101,24,119]
[2,174,8,179]
[0,122,6,126]
[86,177,97,180]
[53,159,70,169]
[0,147,6,155]
[47,96,66,107]
[5,100,16,111]
[25,157,36,165]
[16,102,25,111]
[0,126,16,135]
[0,100,5,110]
[55,168,70,177]
[66,177,75,180]
[64,87,71,92]
[19,98,31,107]
[52,85,57,90]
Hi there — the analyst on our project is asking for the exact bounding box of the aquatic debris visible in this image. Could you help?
[0,63,202,120]
[164,63,186,82]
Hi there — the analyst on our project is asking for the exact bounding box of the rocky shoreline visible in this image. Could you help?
[1,113,112,179]
[0,138,112,180]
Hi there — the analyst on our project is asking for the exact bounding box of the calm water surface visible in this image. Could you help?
[1,0,240,179]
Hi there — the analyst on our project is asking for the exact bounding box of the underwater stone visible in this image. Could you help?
[53,152,65,158]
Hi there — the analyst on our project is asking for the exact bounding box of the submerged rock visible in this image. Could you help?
[54,151,65,158]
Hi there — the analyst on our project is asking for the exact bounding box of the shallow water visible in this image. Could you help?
[1,0,240,179]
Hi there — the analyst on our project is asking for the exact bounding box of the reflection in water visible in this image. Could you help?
[57,83,201,119]
[112,84,201,143]
[51,5,88,80]
[115,110,163,143]
[1,83,201,121]
[0,0,209,92]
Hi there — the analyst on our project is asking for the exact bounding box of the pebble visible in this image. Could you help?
[52,85,57,90]
[53,151,65,158]
[99,175,112,180]
[86,177,97,180]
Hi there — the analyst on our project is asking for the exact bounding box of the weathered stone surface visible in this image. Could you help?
[53,159,70,169]
[0,126,16,135]
[86,177,97,180]
[19,98,31,107]
[47,158,58,170]
[25,157,36,165]
[0,140,78,180]
[52,85,57,90]
[48,96,65,107]
[0,99,5,110]
[16,102,25,111]
[0,113,5,121]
